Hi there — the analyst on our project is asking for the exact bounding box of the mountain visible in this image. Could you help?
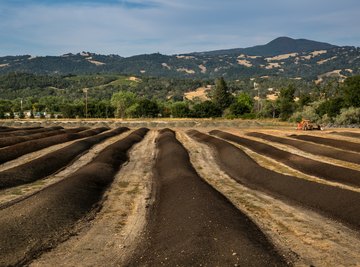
[0,37,359,81]
[191,37,337,57]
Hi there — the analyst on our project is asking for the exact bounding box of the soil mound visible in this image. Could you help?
[127,129,287,266]
[0,128,148,266]
[187,130,360,230]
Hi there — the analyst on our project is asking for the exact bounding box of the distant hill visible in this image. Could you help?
[0,37,359,82]
[194,37,337,57]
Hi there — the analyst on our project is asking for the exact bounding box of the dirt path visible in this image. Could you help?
[126,129,287,266]
[178,131,360,267]
[0,130,131,208]
[31,130,156,267]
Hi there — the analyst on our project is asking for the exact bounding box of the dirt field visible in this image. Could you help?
[0,125,360,266]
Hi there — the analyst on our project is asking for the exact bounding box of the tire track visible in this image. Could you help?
[211,130,360,187]
[0,128,149,266]
[126,129,287,267]
[187,130,360,230]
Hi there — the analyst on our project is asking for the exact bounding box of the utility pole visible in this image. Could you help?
[254,82,260,112]
[83,88,88,119]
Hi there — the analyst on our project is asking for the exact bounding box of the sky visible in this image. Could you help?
[0,0,359,57]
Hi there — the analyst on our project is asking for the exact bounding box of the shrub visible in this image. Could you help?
[334,107,360,125]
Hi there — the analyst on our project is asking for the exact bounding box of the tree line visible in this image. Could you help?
[0,74,359,125]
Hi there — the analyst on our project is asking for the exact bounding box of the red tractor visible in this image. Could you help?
[297,119,322,131]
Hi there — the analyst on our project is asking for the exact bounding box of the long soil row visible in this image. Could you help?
[210,130,360,187]
[247,131,360,165]
[0,127,149,266]
[0,127,108,164]
[330,131,360,139]
[126,129,287,266]
[0,126,63,137]
[0,127,130,190]
[187,130,360,230]
[291,134,360,153]
[0,126,43,134]
[0,127,88,148]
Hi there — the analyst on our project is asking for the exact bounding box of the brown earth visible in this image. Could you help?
[187,130,360,230]
[0,127,108,164]
[291,134,360,153]
[0,127,88,148]
[0,128,148,266]
[210,130,360,187]
[329,131,360,139]
[178,130,360,266]
[0,127,129,190]
[0,126,62,137]
[247,131,360,165]
[126,129,288,266]
[31,130,157,267]
[0,126,43,134]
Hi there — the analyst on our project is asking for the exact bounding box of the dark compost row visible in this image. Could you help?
[187,130,360,231]
[291,134,360,153]
[210,130,360,187]
[0,126,63,137]
[127,129,287,267]
[0,127,130,190]
[247,132,360,165]
[0,127,109,164]
[0,127,148,267]
[0,127,88,148]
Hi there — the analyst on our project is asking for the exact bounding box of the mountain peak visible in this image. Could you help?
[243,36,337,56]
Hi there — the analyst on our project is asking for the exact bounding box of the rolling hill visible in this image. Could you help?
[0,37,359,81]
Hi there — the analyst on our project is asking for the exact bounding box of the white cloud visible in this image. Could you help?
[0,0,359,56]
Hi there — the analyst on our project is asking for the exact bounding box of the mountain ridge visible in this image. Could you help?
[0,37,359,81]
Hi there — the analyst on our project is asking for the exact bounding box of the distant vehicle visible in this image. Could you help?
[297,119,322,131]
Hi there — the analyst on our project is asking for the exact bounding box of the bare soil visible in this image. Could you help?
[0,127,129,190]
[0,128,148,266]
[178,130,360,267]
[126,129,287,266]
[0,129,132,208]
[247,131,360,165]
[210,130,360,187]
[291,134,360,153]
[0,127,108,164]
[31,130,157,267]
[187,130,360,230]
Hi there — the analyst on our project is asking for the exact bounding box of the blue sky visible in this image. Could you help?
[0,0,359,56]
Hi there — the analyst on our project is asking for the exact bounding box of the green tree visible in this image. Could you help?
[192,101,222,118]
[111,91,137,118]
[134,99,159,118]
[170,102,191,118]
[316,98,344,118]
[278,85,296,120]
[229,92,253,117]
[342,76,360,108]
[211,77,233,111]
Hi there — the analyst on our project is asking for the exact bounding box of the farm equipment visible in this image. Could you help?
[297,119,322,131]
